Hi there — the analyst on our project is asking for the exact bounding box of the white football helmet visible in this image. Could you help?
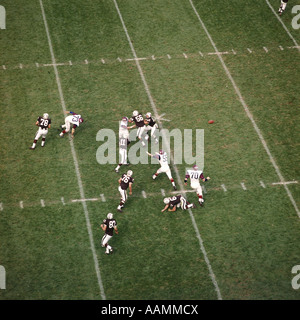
[107,213,113,219]
[132,110,139,117]
[127,170,133,177]
[43,113,49,119]
[163,198,170,205]
[146,112,151,118]
[193,165,199,170]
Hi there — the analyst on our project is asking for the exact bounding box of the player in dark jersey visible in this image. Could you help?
[101,213,118,255]
[161,195,195,212]
[117,170,134,212]
[30,113,51,149]
[144,112,159,144]
[278,0,288,15]
[129,110,148,147]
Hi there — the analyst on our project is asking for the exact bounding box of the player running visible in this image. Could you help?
[147,150,177,190]
[101,213,118,255]
[129,110,148,147]
[161,195,195,212]
[184,165,210,206]
[29,113,51,149]
[144,112,159,144]
[117,170,134,212]
[59,110,84,138]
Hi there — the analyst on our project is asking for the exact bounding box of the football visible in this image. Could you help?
[208,120,215,124]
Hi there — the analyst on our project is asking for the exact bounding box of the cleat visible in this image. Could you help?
[29,147,35,150]
[173,185,177,191]
[192,204,196,209]
[105,251,110,255]
[117,208,123,213]
[115,169,119,173]
[59,133,64,137]
[109,248,113,253]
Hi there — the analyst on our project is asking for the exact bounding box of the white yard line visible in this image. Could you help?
[265,0,300,52]
[113,0,222,300]
[189,0,300,219]
[39,0,106,300]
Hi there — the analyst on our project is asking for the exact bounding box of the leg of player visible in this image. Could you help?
[30,129,41,149]
[166,169,177,190]
[151,125,159,144]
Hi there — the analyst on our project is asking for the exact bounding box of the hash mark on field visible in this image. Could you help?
[151,55,156,60]
[142,191,147,198]
[117,57,122,62]
[61,197,65,205]
[232,49,236,55]
[35,62,39,68]
[167,54,171,59]
[72,198,99,203]
[247,48,252,53]
[0,203,3,211]
[240,182,247,190]
[221,184,227,192]
[85,59,89,64]
[183,53,188,59]
[69,60,72,66]
[260,181,266,188]
[19,201,24,209]
[2,65,6,70]
[101,59,105,64]
[202,185,207,194]
[263,47,269,53]
[40,199,45,207]
[161,189,165,196]
[100,194,106,202]
[19,64,23,69]
[279,46,284,51]
[198,51,204,57]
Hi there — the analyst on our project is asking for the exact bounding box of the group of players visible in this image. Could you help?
[29,109,210,255]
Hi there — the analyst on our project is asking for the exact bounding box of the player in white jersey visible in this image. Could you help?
[59,111,84,138]
[184,165,210,206]
[278,0,288,15]
[147,150,177,190]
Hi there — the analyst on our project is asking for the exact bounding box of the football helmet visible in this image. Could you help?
[127,170,133,177]
[159,149,164,155]
[79,118,84,123]
[146,112,151,118]
[163,198,170,205]
[43,113,49,119]
[122,116,128,121]
[193,165,198,170]
[107,213,113,219]
[132,110,139,117]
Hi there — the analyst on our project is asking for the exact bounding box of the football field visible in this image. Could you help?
[0,0,299,300]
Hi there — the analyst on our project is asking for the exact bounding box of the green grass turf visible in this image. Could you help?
[0,0,299,300]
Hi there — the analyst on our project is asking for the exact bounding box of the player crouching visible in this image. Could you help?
[161,195,195,212]
[59,110,84,138]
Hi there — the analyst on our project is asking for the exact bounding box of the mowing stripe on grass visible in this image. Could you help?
[113,0,222,300]
[39,0,106,300]
[189,0,300,219]
[265,0,300,52]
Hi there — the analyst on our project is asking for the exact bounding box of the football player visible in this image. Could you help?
[115,137,129,173]
[278,0,288,15]
[184,165,210,206]
[117,170,134,212]
[129,110,148,147]
[29,113,51,149]
[161,195,195,212]
[147,150,177,190]
[101,213,118,255]
[144,112,159,144]
[59,111,84,138]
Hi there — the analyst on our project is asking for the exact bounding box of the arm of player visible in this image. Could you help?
[129,182,133,195]
[168,206,177,212]
[114,227,118,235]
[35,121,39,126]
[101,224,106,232]
[161,204,169,212]
[71,127,75,138]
